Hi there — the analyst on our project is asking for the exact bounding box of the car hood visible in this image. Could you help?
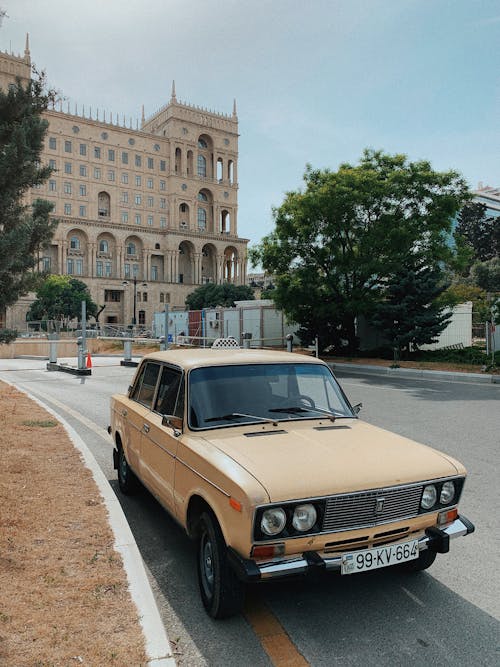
[201,419,463,502]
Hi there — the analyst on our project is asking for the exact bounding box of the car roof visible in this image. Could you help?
[141,348,326,371]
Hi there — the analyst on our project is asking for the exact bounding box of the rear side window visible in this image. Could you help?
[154,366,182,416]
[131,362,161,409]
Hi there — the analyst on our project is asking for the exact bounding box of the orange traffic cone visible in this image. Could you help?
[86,352,92,368]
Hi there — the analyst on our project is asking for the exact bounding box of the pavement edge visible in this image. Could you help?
[3,380,176,667]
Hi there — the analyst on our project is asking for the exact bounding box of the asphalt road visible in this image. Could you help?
[2,358,499,666]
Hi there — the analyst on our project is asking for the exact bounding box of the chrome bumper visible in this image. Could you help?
[227,515,475,582]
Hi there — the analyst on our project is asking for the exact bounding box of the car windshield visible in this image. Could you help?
[188,363,354,430]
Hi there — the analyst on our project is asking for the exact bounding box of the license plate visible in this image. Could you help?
[341,539,419,575]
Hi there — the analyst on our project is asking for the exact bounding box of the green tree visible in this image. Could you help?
[454,202,499,262]
[27,275,98,326]
[470,258,500,293]
[0,72,57,314]
[185,283,254,310]
[251,150,469,353]
[440,282,490,322]
[371,260,451,357]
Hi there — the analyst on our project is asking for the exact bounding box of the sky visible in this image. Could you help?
[1,0,499,257]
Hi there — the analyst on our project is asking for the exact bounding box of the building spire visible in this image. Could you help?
[141,104,145,124]
[171,80,176,101]
[232,98,237,118]
[24,33,31,62]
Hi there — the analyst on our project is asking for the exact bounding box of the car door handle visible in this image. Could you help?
[121,409,127,417]
[143,423,150,433]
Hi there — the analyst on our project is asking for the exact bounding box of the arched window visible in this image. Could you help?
[198,138,208,149]
[98,191,110,217]
[99,240,108,253]
[197,208,207,230]
[126,242,136,256]
[197,155,206,177]
[70,236,80,250]
[175,147,181,173]
[197,191,208,202]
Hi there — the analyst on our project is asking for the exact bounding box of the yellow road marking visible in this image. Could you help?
[244,592,310,666]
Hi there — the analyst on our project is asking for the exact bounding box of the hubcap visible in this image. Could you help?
[201,535,214,596]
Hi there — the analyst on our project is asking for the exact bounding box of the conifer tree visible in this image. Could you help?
[0,72,56,315]
[371,259,451,356]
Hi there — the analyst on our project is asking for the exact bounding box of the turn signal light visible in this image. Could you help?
[251,544,285,559]
[229,497,242,512]
[438,508,458,526]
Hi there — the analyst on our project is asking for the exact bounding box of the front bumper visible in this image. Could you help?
[227,515,475,583]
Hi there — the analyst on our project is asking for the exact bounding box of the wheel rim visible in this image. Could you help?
[200,532,214,598]
[119,451,127,482]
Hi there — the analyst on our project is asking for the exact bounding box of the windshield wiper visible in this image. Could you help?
[269,406,339,421]
[205,412,276,425]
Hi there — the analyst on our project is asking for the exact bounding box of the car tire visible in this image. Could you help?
[197,511,245,619]
[117,446,138,495]
[402,548,436,572]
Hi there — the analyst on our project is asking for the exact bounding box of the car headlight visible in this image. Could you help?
[261,508,286,536]
[421,484,437,510]
[292,504,317,532]
[440,480,455,504]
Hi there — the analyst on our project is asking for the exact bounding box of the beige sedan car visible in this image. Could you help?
[110,344,474,618]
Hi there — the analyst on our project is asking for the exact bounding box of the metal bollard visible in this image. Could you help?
[77,336,85,369]
[159,336,166,351]
[286,333,293,353]
[123,339,132,362]
[242,332,252,349]
[48,333,58,363]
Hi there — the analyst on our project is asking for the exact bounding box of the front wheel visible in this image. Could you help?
[197,511,245,619]
[117,446,138,495]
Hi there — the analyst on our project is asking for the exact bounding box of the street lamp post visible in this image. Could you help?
[122,277,147,332]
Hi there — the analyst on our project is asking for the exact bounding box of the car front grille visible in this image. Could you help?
[322,484,423,533]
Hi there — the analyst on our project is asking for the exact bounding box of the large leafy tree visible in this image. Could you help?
[251,150,469,353]
[454,202,499,263]
[371,259,451,356]
[185,283,254,310]
[27,275,98,325]
[0,72,57,314]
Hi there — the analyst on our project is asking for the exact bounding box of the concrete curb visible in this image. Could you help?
[3,380,175,667]
[328,361,500,384]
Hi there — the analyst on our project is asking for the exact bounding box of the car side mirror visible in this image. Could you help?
[162,414,183,436]
[352,402,362,415]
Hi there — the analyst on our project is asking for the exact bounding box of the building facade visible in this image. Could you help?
[1,37,248,330]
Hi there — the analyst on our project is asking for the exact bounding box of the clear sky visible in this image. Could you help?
[1,0,499,257]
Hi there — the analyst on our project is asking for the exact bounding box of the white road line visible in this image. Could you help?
[401,586,426,607]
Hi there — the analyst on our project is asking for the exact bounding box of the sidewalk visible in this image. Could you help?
[328,361,500,384]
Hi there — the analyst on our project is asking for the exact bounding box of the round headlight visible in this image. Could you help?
[421,484,437,510]
[440,480,455,504]
[261,508,286,536]
[292,504,317,532]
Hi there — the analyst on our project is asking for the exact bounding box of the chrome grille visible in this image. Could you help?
[322,485,422,532]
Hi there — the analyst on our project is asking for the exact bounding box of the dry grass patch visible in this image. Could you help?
[0,382,147,666]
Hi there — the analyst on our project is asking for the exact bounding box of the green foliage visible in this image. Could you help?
[370,260,451,354]
[470,258,500,293]
[344,346,499,367]
[439,283,489,321]
[0,329,18,345]
[185,283,254,309]
[454,202,499,263]
[0,72,57,312]
[251,150,469,353]
[27,275,98,322]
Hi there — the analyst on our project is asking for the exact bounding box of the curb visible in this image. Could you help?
[328,361,500,384]
[3,380,175,667]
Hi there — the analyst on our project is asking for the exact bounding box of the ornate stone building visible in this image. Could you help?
[1,37,248,330]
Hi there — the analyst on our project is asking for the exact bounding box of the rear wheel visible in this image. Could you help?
[402,548,436,572]
[117,446,138,495]
[197,511,245,619]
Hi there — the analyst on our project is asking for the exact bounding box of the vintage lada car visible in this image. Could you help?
[109,342,474,618]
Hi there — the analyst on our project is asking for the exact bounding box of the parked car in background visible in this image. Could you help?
[109,341,475,618]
